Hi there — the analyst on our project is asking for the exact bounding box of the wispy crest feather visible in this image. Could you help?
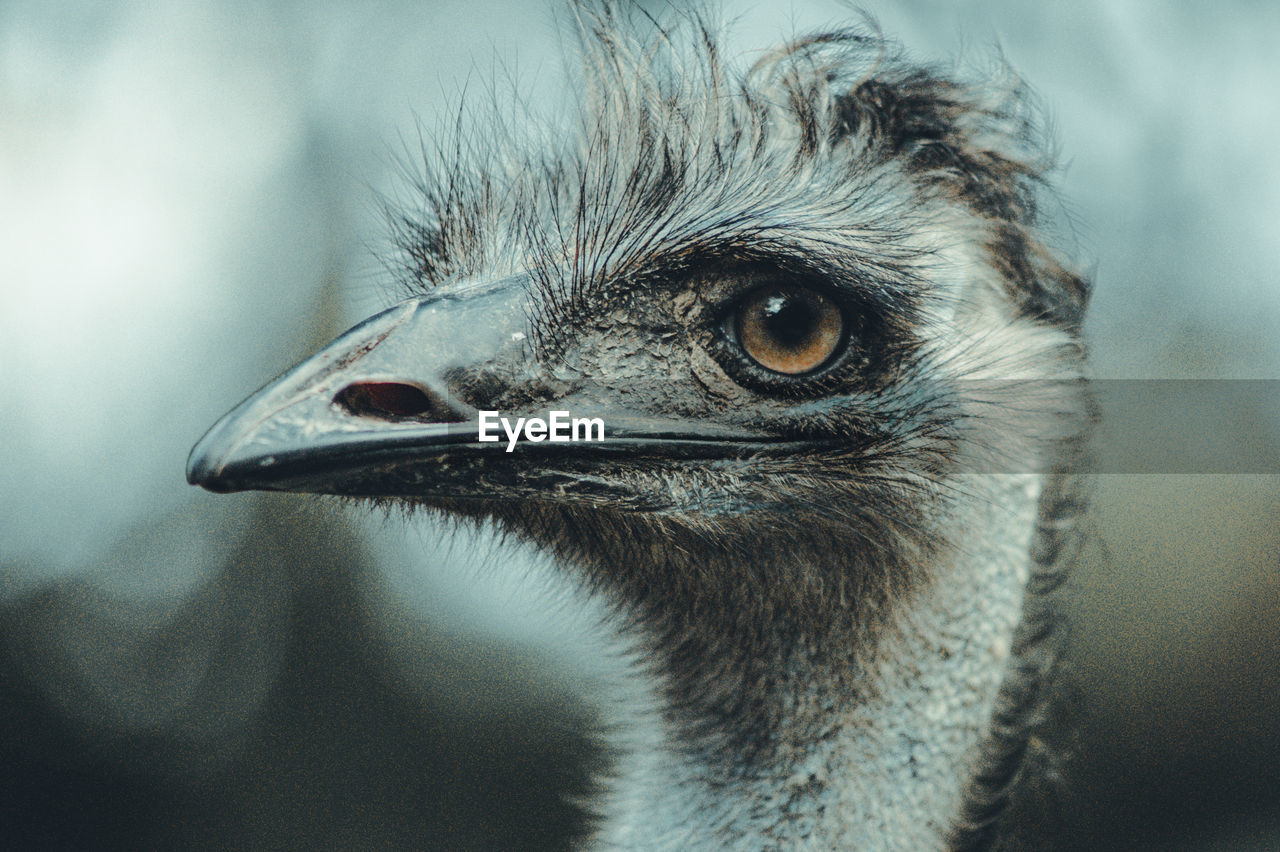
[387,1,1082,331]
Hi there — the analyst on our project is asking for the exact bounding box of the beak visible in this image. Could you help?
[186,275,525,497]
[187,274,805,502]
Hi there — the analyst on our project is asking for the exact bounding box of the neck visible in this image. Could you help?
[588,474,1045,850]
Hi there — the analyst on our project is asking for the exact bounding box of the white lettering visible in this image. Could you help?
[478,411,608,452]
[478,410,499,442]
[573,417,604,441]
[502,417,524,452]
[548,410,570,441]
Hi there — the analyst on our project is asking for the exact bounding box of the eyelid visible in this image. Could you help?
[711,271,829,323]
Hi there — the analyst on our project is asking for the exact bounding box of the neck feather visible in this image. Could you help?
[588,474,1044,850]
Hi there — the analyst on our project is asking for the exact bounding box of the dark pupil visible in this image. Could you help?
[760,293,815,347]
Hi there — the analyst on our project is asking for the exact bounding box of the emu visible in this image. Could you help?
[188,4,1090,848]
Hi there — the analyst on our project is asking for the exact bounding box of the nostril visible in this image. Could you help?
[334,382,466,422]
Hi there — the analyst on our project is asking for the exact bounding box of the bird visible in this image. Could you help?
[187,3,1091,848]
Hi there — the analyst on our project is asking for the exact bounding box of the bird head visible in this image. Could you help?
[188,7,1089,630]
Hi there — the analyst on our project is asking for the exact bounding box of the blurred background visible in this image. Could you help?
[2,1,1277,849]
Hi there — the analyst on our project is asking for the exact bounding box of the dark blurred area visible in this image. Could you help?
[2,1,1277,849]
[1,497,597,849]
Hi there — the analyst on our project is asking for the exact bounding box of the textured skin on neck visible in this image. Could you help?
[591,475,1041,850]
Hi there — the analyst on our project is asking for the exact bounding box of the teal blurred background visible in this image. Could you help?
[2,1,1277,848]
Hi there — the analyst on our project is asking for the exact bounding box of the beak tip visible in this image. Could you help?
[187,414,246,493]
[186,444,231,492]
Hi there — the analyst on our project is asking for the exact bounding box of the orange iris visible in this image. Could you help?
[735,286,844,375]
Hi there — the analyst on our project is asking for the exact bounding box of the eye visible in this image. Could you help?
[733,286,845,375]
